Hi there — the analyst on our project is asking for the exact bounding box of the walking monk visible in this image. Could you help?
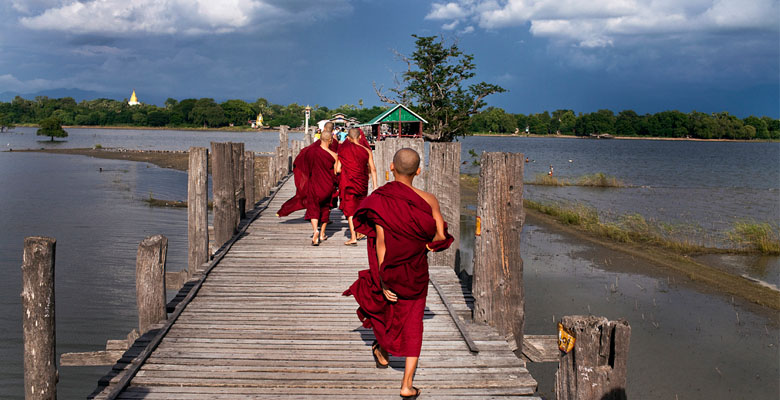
[343,148,454,399]
[276,127,338,246]
[336,128,378,246]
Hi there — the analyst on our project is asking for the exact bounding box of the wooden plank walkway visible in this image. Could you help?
[91,177,538,399]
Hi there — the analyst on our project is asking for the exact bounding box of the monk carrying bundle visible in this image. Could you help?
[335,127,378,246]
[343,148,453,399]
[277,123,338,245]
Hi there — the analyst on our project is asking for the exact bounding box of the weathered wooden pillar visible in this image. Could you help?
[473,152,525,352]
[210,142,237,247]
[374,140,387,187]
[21,236,57,400]
[136,235,168,335]
[188,147,208,278]
[268,152,277,186]
[231,142,246,221]
[427,142,461,267]
[244,150,255,210]
[556,316,631,400]
[253,155,266,200]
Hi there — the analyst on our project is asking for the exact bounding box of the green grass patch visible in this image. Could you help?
[528,172,626,188]
[576,172,625,187]
[524,200,715,254]
[728,221,780,255]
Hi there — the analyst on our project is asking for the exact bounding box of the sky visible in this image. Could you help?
[0,0,778,117]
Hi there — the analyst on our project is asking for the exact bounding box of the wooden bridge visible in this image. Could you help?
[88,176,539,399]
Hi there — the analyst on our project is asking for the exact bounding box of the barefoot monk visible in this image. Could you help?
[277,126,338,246]
[336,128,378,246]
[343,148,453,399]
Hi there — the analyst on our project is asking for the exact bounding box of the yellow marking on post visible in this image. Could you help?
[385,171,389,180]
[558,322,575,353]
[476,217,481,236]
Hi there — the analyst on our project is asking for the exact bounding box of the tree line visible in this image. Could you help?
[1,95,777,141]
[470,107,780,140]
[0,95,386,131]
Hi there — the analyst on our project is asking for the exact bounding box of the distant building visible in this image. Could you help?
[128,89,140,106]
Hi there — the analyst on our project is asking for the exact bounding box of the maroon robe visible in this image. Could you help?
[343,182,454,357]
[338,140,370,217]
[357,128,371,148]
[277,140,337,222]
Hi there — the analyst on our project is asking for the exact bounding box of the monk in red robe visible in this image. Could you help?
[343,148,453,399]
[336,128,378,246]
[277,126,338,245]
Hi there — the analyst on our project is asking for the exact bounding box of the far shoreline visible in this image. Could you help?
[7,124,777,142]
[471,133,779,143]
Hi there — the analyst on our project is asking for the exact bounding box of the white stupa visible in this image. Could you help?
[128,89,140,106]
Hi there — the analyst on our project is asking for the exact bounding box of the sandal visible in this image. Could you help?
[401,387,421,399]
[344,241,358,246]
[371,340,388,369]
[311,232,320,246]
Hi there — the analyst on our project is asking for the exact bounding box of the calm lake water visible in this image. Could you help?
[0,128,778,399]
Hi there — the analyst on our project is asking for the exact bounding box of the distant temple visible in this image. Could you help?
[128,89,140,106]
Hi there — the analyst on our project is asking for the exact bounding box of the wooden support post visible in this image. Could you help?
[473,152,525,352]
[268,152,277,186]
[427,142,461,267]
[136,235,168,335]
[244,150,255,210]
[555,316,631,400]
[187,147,208,278]
[210,142,237,248]
[21,236,57,400]
[231,142,245,221]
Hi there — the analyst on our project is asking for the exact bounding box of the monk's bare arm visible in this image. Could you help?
[334,158,342,174]
[367,149,378,189]
[376,224,397,302]
[418,192,446,242]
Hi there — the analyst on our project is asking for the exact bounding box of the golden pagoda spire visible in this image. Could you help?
[128,89,140,106]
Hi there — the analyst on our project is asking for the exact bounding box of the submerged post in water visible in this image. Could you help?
[21,236,57,400]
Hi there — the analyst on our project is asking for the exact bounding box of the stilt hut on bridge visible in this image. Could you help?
[358,104,427,141]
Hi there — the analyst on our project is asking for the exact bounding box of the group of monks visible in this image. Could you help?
[277,122,454,399]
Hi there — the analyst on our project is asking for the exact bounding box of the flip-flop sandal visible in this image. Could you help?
[401,387,421,399]
[344,241,358,246]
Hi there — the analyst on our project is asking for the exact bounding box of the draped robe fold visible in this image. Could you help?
[277,140,337,222]
[343,182,454,357]
[337,140,370,218]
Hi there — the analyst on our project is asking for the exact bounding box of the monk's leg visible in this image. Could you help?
[319,207,330,241]
[400,356,419,396]
[310,219,319,244]
[345,216,357,244]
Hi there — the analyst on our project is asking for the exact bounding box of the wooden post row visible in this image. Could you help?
[136,234,168,335]
[373,138,425,190]
[555,315,631,400]
[427,142,461,268]
[231,142,245,221]
[210,142,237,248]
[472,152,525,352]
[188,147,208,278]
[21,236,57,400]
[244,150,255,211]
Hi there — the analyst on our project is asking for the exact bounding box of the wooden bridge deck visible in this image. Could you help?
[92,177,538,399]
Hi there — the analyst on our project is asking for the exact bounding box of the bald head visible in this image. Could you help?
[392,148,420,176]
[323,122,334,132]
[348,128,361,140]
[321,129,333,141]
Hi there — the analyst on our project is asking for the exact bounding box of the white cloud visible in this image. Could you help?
[442,20,460,30]
[460,25,475,34]
[18,0,349,35]
[427,2,470,20]
[426,0,780,48]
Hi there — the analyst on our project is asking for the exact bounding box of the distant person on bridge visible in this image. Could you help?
[335,128,378,246]
[276,123,339,245]
[343,148,453,399]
